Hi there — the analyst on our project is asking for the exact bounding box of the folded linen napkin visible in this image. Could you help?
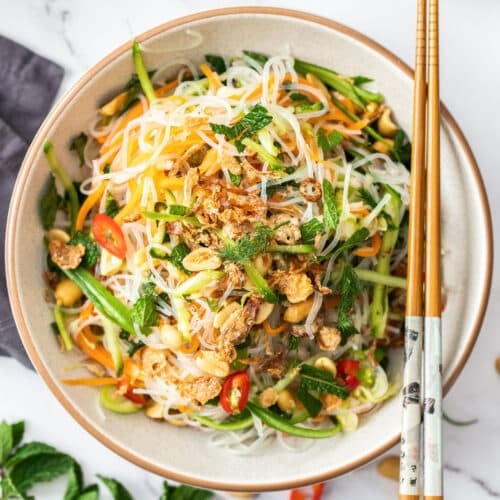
[0,35,64,368]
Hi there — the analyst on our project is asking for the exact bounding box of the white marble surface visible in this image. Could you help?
[1,1,500,499]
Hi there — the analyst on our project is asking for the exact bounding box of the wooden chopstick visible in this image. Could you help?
[400,0,443,498]
[399,0,427,498]
[423,0,443,498]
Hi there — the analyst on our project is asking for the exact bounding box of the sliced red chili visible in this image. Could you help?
[337,359,360,378]
[92,213,127,259]
[289,490,306,500]
[312,483,326,500]
[220,371,250,414]
[343,374,360,391]
[117,376,147,405]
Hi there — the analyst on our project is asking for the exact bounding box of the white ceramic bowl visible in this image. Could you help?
[5,7,492,492]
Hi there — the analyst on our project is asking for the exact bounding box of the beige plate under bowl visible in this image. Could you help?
[5,7,492,492]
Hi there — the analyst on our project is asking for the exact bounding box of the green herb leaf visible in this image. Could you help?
[210,104,273,152]
[141,281,157,297]
[0,475,24,499]
[39,175,63,230]
[0,421,14,465]
[219,225,274,264]
[103,163,111,174]
[9,452,73,494]
[105,192,120,218]
[336,264,363,343]
[333,228,370,259]
[69,133,88,166]
[296,384,322,417]
[207,298,220,312]
[131,294,157,331]
[358,188,377,209]
[97,475,133,500]
[242,50,269,65]
[317,129,344,153]
[161,480,214,500]
[76,484,99,500]
[390,129,411,167]
[352,75,374,86]
[294,102,323,114]
[228,172,242,186]
[169,205,189,216]
[322,179,339,230]
[299,364,350,399]
[289,92,311,102]
[167,242,191,274]
[205,54,226,74]
[5,441,57,469]
[300,218,324,244]
[288,335,299,352]
[119,71,156,114]
[64,461,83,500]
[68,232,99,268]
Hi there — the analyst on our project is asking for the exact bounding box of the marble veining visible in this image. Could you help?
[1,1,499,498]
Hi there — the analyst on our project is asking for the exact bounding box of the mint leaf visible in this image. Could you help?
[358,188,377,209]
[336,264,363,343]
[0,421,14,465]
[1,475,25,499]
[64,461,83,500]
[333,228,370,259]
[289,92,311,103]
[69,232,99,268]
[9,452,73,494]
[390,129,411,167]
[228,172,242,186]
[97,475,133,500]
[299,364,349,399]
[219,225,273,264]
[322,179,339,230]
[39,175,63,230]
[69,132,88,166]
[105,192,120,218]
[301,218,324,244]
[5,442,57,469]
[169,205,189,216]
[317,129,344,153]
[76,484,99,500]
[210,104,273,152]
[161,480,214,500]
[205,54,226,74]
[296,384,322,417]
[131,294,157,330]
[167,242,191,274]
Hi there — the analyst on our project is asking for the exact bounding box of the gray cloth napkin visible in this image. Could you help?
[0,35,64,368]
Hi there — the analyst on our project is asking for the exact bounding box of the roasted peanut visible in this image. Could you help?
[182,247,222,272]
[214,301,242,329]
[283,297,314,323]
[259,387,278,408]
[255,302,275,324]
[377,107,398,137]
[54,278,83,307]
[314,356,337,377]
[320,393,342,412]
[377,455,400,481]
[145,401,164,419]
[316,326,342,351]
[277,389,296,412]
[372,139,394,155]
[283,273,314,304]
[253,253,272,276]
[195,350,230,377]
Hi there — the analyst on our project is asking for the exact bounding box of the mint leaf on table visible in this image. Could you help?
[69,232,99,268]
[0,421,14,464]
[69,132,88,167]
[76,484,99,500]
[0,475,24,499]
[160,480,213,500]
[5,441,57,469]
[9,452,73,494]
[10,422,25,450]
[39,175,63,230]
[64,461,83,500]
[322,179,339,230]
[210,104,273,152]
[299,364,350,399]
[97,475,133,500]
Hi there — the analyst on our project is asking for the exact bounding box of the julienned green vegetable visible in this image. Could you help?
[101,317,123,376]
[354,268,407,289]
[247,402,341,439]
[63,268,135,335]
[371,186,403,337]
[53,306,73,351]
[99,385,142,414]
[192,413,254,431]
[43,141,80,235]
[268,244,315,254]
[132,40,156,103]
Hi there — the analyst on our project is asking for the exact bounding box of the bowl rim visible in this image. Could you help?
[5,6,493,492]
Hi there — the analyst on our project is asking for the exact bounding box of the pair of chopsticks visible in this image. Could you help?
[399,0,443,499]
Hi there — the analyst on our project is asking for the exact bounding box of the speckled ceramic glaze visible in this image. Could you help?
[5,7,492,492]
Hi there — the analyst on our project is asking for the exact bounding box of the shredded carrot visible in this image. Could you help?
[353,231,382,257]
[350,205,370,216]
[61,377,118,386]
[178,336,200,354]
[75,182,106,231]
[348,118,369,131]
[200,63,222,90]
[263,320,289,336]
